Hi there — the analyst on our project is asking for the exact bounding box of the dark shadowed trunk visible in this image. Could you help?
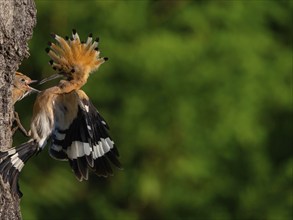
[0,0,36,219]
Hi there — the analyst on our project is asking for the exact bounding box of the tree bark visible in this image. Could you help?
[0,0,36,219]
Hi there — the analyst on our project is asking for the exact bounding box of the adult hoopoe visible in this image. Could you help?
[0,30,121,197]
[12,72,39,136]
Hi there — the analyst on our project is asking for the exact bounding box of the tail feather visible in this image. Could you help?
[0,159,13,183]
[0,141,39,197]
[10,169,22,197]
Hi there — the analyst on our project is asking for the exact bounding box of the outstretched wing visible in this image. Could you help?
[50,90,121,181]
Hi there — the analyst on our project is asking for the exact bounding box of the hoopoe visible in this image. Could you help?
[0,30,121,197]
[12,72,39,136]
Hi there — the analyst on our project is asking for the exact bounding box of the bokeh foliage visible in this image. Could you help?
[13,1,292,220]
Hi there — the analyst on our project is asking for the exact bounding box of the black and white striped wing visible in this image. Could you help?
[50,95,121,181]
[0,140,39,197]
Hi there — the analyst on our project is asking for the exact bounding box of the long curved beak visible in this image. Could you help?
[28,86,40,93]
[27,79,40,93]
[38,73,63,85]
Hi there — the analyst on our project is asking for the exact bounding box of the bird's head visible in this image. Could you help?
[13,72,39,103]
[39,29,108,87]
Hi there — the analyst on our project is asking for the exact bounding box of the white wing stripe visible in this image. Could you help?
[67,141,88,159]
[98,141,104,156]
[105,137,114,149]
[83,143,92,156]
[101,138,111,153]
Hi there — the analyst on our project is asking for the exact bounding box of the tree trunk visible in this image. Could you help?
[0,0,36,219]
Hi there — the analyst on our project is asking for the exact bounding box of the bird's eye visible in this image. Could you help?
[20,78,26,83]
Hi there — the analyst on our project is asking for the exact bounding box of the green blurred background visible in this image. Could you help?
[14,1,292,220]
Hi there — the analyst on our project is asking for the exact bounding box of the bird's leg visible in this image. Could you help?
[12,111,30,137]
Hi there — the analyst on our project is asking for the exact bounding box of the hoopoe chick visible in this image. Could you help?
[12,72,38,104]
[12,72,39,136]
[0,30,121,198]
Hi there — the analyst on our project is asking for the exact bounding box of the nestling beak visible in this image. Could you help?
[29,80,38,84]
[38,73,63,85]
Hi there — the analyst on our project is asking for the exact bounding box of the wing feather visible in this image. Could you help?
[50,90,121,180]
